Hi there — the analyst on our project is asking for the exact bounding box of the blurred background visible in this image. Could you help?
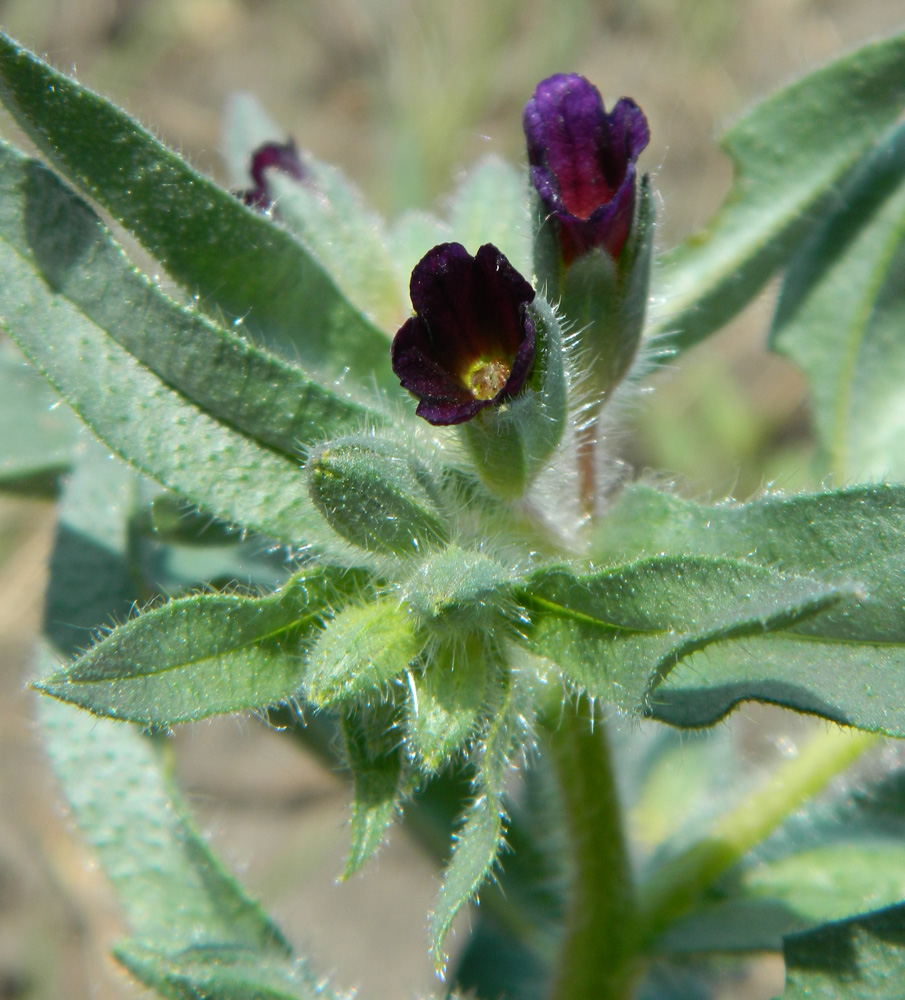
[0,1,903,998]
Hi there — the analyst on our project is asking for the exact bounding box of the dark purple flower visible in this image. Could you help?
[240,140,307,210]
[391,243,537,426]
[523,74,649,263]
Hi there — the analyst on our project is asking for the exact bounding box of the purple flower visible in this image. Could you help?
[240,140,307,211]
[523,74,649,263]
[391,243,537,426]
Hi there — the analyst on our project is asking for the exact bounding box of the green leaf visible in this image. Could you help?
[405,545,511,632]
[41,686,290,954]
[222,90,406,332]
[593,484,905,735]
[269,165,406,333]
[388,210,452,288]
[519,555,844,712]
[650,29,905,353]
[0,142,383,460]
[341,706,405,878]
[42,439,140,656]
[36,566,367,725]
[662,757,905,956]
[305,598,423,708]
[407,641,488,773]
[40,446,288,955]
[0,340,78,493]
[0,162,343,548]
[0,32,394,384]
[431,793,504,974]
[771,121,905,481]
[447,156,532,277]
[115,942,339,1000]
[781,903,905,998]
[429,667,538,970]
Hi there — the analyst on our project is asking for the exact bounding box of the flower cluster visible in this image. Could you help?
[388,73,650,444]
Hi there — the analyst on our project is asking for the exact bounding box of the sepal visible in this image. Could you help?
[554,175,654,398]
[459,295,568,498]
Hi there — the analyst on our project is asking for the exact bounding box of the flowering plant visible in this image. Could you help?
[3,24,905,1000]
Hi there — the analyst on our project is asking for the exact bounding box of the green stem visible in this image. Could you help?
[638,724,879,944]
[546,700,640,1000]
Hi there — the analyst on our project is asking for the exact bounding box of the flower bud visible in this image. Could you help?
[306,436,449,556]
[239,140,307,211]
[524,74,654,398]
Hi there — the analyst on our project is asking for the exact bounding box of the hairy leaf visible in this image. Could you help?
[593,484,905,734]
[771,121,905,481]
[429,668,538,969]
[519,556,844,712]
[447,156,532,277]
[0,142,383,457]
[651,29,905,353]
[116,942,340,1000]
[36,567,368,724]
[341,706,405,878]
[0,340,78,493]
[0,162,338,547]
[407,643,488,773]
[0,32,394,384]
[305,598,422,707]
[781,903,905,998]
[40,443,288,954]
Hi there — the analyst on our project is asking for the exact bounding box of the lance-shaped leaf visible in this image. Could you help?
[429,667,538,970]
[518,556,844,712]
[0,142,383,459]
[305,598,422,708]
[36,567,370,725]
[40,442,289,955]
[650,29,905,353]
[0,31,394,384]
[0,150,353,547]
[115,942,342,1000]
[781,902,905,999]
[269,165,406,334]
[771,121,905,481]
[41,685,291,954]
[592,484,905,735]
[341,705,406,878]
[0,340,79,494]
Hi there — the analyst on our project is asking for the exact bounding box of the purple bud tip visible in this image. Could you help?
[239,140,307,211]
[523,73,650,262]
[391,243,537,426]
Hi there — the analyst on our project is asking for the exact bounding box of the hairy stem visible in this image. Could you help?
[637,724,879,944]
[577,419,598,518]
[546,700,639,1000]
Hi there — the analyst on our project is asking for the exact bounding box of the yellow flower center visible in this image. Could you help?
[465,357,511,400]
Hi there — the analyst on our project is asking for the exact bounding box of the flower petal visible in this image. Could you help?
[392,244,537,425]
